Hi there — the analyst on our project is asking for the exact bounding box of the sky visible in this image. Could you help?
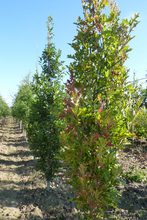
[0,0,147,106]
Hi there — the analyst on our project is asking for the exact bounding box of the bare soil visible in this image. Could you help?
[106,139,147,220]
[0,118,78,220]
[114,141,147,220]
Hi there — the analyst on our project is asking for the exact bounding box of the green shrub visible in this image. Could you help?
[124,168,147,183]
[132,108,147,138]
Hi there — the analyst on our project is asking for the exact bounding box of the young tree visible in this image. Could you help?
[62,0,139,218]
[27,17,64,181]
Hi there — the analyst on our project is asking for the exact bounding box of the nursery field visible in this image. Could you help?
[0,1,147,219]
[0,117,146,220]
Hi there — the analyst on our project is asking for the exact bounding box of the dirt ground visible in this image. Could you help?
[0,117,147,220]
[114,141,147,220]
[0,118,79,220]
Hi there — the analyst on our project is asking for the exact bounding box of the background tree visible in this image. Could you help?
[128,85,147,138]
[0,95,10,118]
[62,0,139,218]
[12,75,33,130]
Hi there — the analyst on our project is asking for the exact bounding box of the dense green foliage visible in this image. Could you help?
[61,0,139,218]
[0,95,10,118]
[12,76,33,129]
[27,17,64,180]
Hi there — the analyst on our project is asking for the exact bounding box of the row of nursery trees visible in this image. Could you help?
[12,0,146,218]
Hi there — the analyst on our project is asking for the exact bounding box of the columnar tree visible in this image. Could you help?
[27,17,64,180]
[62,0,138,218]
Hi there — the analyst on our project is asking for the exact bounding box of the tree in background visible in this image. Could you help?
[129,86,147,138]
[132,108,147,138]
[27,17,64,181]
[0,95,10,118]
[140,87,147,108]
[12,75,33,130]
[61,0,139,218]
